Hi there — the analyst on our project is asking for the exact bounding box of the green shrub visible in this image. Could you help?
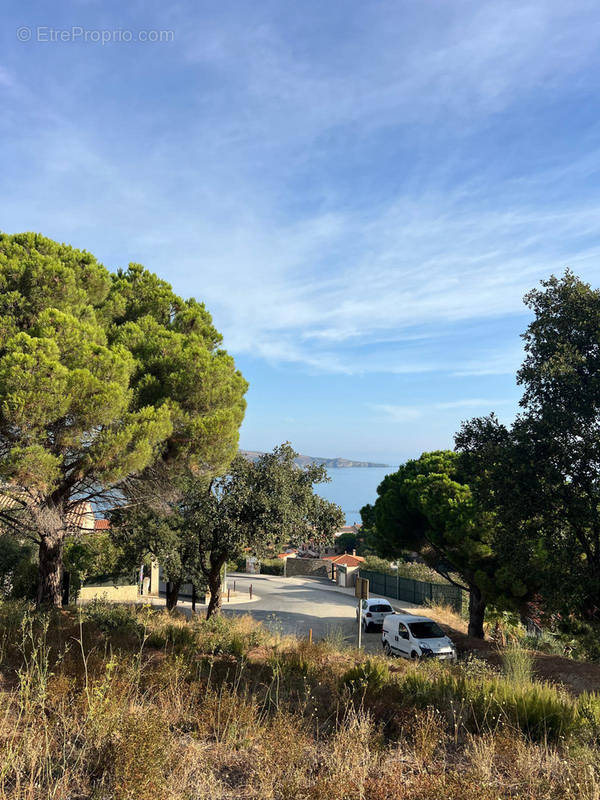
[522,631,565,656]
[577,692,600,744]
[0,599,33,635]
[556,617,600,662]
[398,669,579,743]
[260,558,284,576]
[278,642,321,678]
[147,622,196,650]
[361,556,397,575]
[83,601,144,638]
[502,642,534,684]
[0,536,37,601]
[361,556,452,584]
[196,613,265,657]
[226,557,284,575]
[340,659,390,692]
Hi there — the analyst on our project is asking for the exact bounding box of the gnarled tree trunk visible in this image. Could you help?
[467,586,486,639]
[165,580,181,611]
[37,531,64,607]
[206,569,222,619]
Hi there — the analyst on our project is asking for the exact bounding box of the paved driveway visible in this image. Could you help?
[222,572,389,652]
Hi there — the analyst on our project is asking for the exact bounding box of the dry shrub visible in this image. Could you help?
[465,731,496,783]
[242,712,316,799]
[402,707,448,768]
[365,735,600,800]
[364,762,498,800]
[198,685,262,746]
[309,708,382,800]
[111,709,172,800]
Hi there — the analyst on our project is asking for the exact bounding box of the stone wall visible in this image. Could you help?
[285,557,332,579]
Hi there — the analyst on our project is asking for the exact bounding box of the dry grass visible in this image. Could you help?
[0,601,599,800]
[422,601,468,634]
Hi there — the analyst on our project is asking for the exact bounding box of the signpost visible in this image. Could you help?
[355,577,369,649]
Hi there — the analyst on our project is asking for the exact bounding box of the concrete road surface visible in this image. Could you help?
[221,572,402,652]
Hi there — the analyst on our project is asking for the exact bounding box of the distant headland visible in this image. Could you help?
[240,450,390,468]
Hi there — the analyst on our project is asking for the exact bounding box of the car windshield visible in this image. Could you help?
[408,621,445,639]
[370,604,392,613]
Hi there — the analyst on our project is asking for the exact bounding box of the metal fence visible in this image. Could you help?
[82,573,136,587]
[358,569,464,613]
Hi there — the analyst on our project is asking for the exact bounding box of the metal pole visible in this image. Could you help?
[357,598,362,649]
[192,584,196,612]
[249,583,253,600]
[227,587,230,602]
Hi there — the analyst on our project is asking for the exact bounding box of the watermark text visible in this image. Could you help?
[17,26,175,44]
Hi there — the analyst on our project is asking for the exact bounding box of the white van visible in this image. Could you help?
[382,614,457,661]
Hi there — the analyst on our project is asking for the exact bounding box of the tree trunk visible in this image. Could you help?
[37,532,64,607]
[467,586,486,639]
[165,580,181,611]
[206,569,223,619]
[61,571,71,607]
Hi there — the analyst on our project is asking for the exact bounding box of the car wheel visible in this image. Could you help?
[410,650,419,660]
[383,641,392,657]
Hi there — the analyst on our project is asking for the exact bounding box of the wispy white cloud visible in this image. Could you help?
[371,397,514,424]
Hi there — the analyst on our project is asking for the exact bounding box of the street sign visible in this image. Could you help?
[355,577,369,600]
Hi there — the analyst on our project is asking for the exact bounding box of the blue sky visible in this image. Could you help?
[2,0,600,464]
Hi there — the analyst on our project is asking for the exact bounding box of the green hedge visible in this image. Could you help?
[227,557,284,575]
[259,558,284,575]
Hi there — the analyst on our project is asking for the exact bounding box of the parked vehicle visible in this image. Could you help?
[382,613,457,660]
[356,597,395,631]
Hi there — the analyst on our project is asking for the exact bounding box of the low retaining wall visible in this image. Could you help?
[285,557,331,579]
[77,584,140,604]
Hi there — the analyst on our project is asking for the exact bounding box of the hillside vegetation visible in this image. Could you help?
[1,602,599,800]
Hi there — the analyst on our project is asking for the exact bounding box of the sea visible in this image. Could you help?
[315,466,395,525]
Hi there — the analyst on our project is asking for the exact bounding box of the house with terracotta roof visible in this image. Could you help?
[323,552,364,568]
[276,548,297,559]
[322,551,365,582]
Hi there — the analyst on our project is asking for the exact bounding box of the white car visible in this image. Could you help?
[356,598,395,632]
[382,613,457,661]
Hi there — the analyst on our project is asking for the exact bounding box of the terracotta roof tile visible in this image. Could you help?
[322,554,365,566]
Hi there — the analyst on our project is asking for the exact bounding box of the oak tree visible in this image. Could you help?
[457,272,600,621]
